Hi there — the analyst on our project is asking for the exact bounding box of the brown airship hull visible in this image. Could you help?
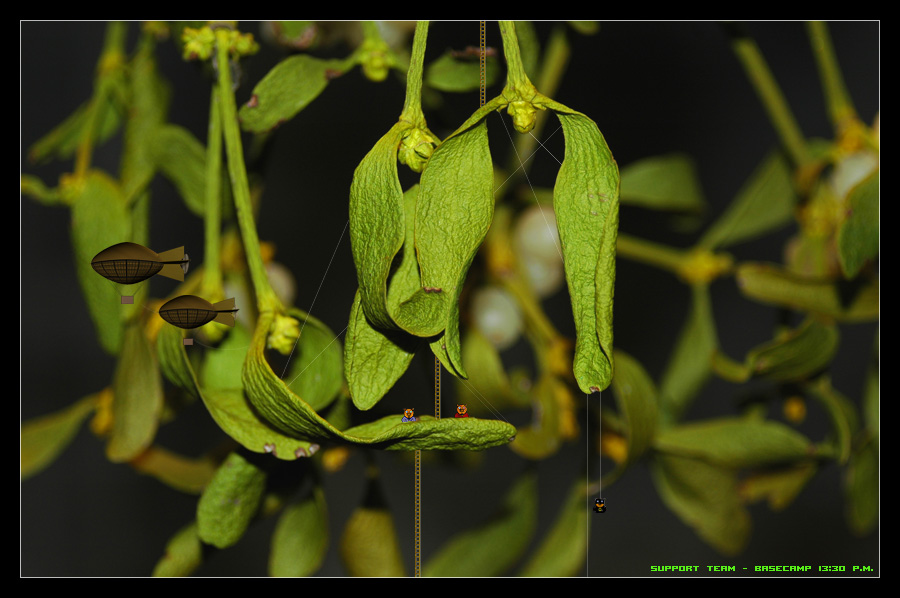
[159,295,238,329]
[91,242,188,284]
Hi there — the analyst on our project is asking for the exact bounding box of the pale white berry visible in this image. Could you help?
[514,204,562,265]
[521,255,565,299]
[471,286,524,351]
[830,150,878,200]
[266,261,297,307]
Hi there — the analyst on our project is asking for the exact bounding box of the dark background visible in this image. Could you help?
[21,21,879,577]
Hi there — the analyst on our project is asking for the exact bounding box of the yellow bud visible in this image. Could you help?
[267,314,300,355]
[600,432,628,464]
[182,27,215,61]
[322,446,352,473]
[677,249,733,284]
[397,127,436,173]
[90,387,115,437]
[507,100,540,133]
[783,396,806,424]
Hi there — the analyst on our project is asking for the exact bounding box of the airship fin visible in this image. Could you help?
[157,247,188,281]
[212,298,238,327]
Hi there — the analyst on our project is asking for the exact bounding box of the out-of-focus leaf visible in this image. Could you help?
[21,395,97,479]
[515,21,540,79]
[197,450,267,548]
[129,445,219,494]
[568,21,599,35]
[268,21,317,49]
[425,49,500,92]
[70,170,132,354]
[21,174,61,205]
[159,323,319,461]
[283,309,343,412]
[340,471,405,577]
[425,472,536,577]
[837,169,878,278]
[520,481,588,577]
[699,150,796,249]
[150,125,211,216]
[269,486,328,577]
[739,463,817,511]
[735,262,878,321]
[863,335,878,436]
[619,153,705,212]
[652,454,751,555]
[509,376,561,459]
[107,321,164,462]
[654,417,815,468]
[456,329,525,415]
[713,318,839,383]
[844,437,878,535]
[610,349,658,465]
[238,54,349,133]
[659,284,716,424]
[28,95,123,164]
[804,376,858,465]
[152,522,203,577]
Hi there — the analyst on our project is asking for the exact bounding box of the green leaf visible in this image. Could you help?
[539,98,619,393]
[269,21,317,49]
[515,21,541,79]
[106,321,164,462]
[659,284,717,423]
[804,376,857,464]
[738,463,817,511]
[425,50,499,92]
[863,336,878,436]
[568,21,599,35]
[654,417,815,468]
[736,262,878,321]
[70,170,132,354]
[244,312,517,450]
[21,174,61,205]
[340,472,405,577]
[610,349,659,465]
[28,95,123,164]
[520,481,588,577]
[197,450,267,548]
[713,318,839,383]
[455,329,523,414]
[150,125,211,216]
[619,153,706,212]
[21,394,97,479]
[844,437,878,535]
[130,445,219,494]
[158,323,319,461]
[652,454,751,555]
[699,150,796,249]
[152,522,203,577]
[344,289,418,410]
[424,472,536,577]
[269,486,328,577]
[509,376,562,460]
[837,169,879,278]
[238,54,348,133]
[283,310,343,412]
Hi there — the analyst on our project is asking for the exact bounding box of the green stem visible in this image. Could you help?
[400,21,428,126]
[616,233,688,274]
[202,85,224,300]
[215,29,280,314]
[498,21,533,92]
[806,21,858,133]
[729,30,811,168]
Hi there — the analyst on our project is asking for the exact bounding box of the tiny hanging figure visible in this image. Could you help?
[402,408,417,423]
[455,404,469,418]
[593,497,607,513]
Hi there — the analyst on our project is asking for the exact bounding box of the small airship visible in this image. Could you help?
[91,242,189,285]
[158,295,239,329]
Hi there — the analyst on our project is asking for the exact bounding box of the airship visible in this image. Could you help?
[159,295,239,329]
[91,242,190,285]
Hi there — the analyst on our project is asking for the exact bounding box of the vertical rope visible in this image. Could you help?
[414,448,421,577]
[479,21,487,107]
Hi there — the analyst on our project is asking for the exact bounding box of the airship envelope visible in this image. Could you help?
[159,295,239,329]
[91,242,190,285]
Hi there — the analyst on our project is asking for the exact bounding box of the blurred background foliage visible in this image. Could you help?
[21,21,878,576]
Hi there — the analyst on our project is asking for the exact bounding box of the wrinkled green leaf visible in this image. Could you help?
[28,95,123,164]
[70,170,132,354]
[238,54,349,133]
[425,472,536,577]
[844,437,878,535]
[152,522,203,577]
[269,486,328,577]
[130,445,219,494]
[837,169,878,278]
[21,394,97,479]
[654,417,815,468]
[107,321,164,462]
[340,473,405,577]
[244,312,517,450]
[197,450,267,548]
[284,310,343,412]
[538,98,619,393]
[159,323,319,461]
[739,463,817,511]
[699,150,796,249]
[713,318,839,383]
[652,454,751,555]
[659,284,717,424]
[509,376,562,460]
[520,481,588,577]
[804,376,857,464]
[425,50,499,92]
[610,349,658,465]
[736,262,878,321]
[619,153,705,212]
